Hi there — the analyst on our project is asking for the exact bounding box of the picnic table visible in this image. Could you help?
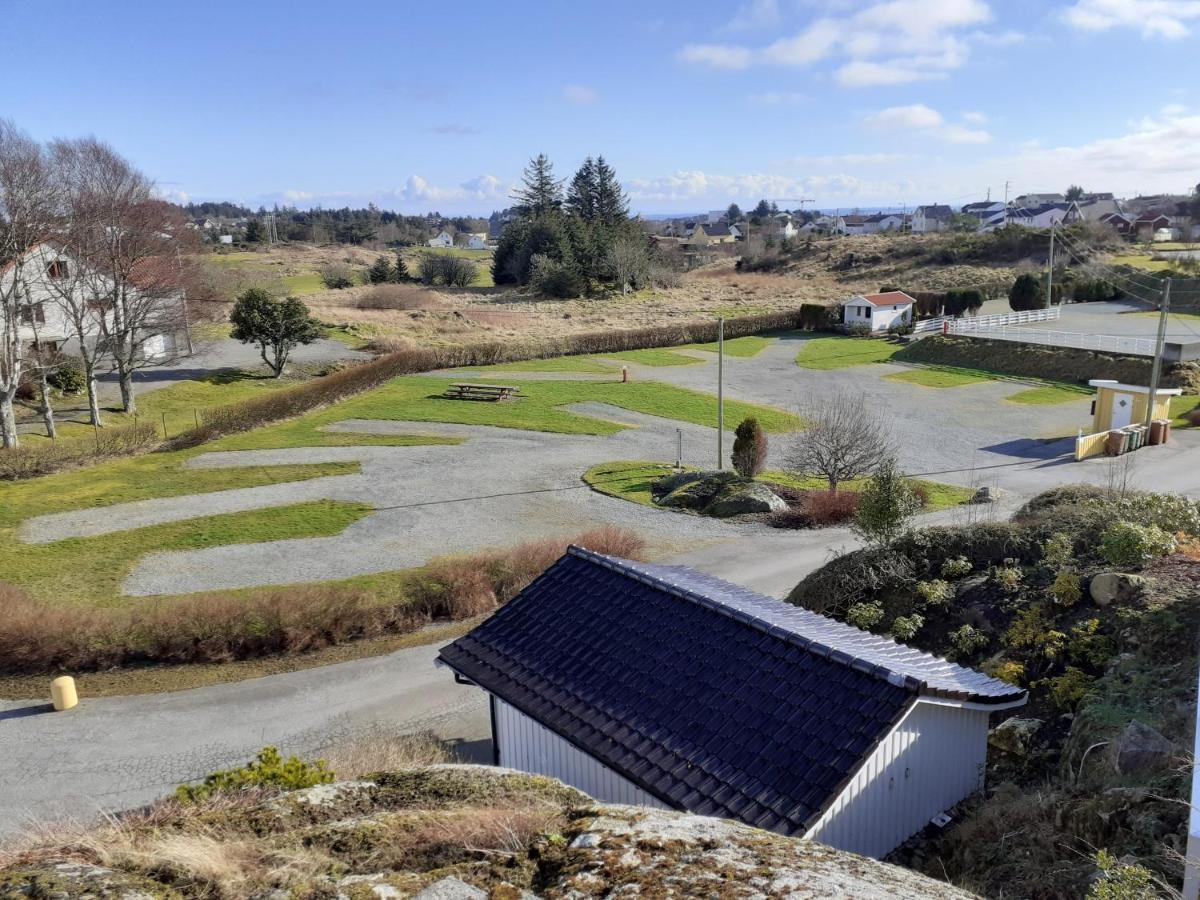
[443,382,520,402]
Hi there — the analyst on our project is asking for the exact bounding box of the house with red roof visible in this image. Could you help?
[842,290,916,333]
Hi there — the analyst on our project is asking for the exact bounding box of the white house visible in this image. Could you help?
[842,290,916,332]
[961,201,1006,232]
[864,213,905,233]
[1007,202,1081,229]
[465,233,488,250]
[427,231,454,248]
[912,204,954,234]
[836,214,869,235]
[439,547,1026,859]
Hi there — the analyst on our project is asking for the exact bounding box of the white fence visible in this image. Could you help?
[951,326,1156,356]
[914,307,1062,335]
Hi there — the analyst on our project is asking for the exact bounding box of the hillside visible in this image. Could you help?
[0,766,976,899]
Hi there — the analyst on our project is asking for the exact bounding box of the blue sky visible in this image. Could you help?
[4,0,1198,214]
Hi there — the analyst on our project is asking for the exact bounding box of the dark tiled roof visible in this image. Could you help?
[438,547,1023,836]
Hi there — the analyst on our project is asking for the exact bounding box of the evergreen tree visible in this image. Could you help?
[592,156,628,224]
[367,255,394,284]
[244,218,263,243]
[392,252,410,283]
[731,417,767,477]
[851,457,919,548]
[512,153,563,216]
[229,289,321,378]
[752,198,771,220]
[1008,273,1044,311]
[1065,184,1085,201]
[566,157,598,221]
[726,203,742,223]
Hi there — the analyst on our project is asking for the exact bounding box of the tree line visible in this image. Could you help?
[493,154,659,298]
[0,120,193,448]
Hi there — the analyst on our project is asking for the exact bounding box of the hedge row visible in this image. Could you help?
[0,422,160,481]
[170,309,816,449]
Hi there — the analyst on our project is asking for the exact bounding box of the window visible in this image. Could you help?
[19,302,45,325]
[46,260,69,279]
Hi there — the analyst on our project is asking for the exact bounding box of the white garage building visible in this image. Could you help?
[842,290,916,332]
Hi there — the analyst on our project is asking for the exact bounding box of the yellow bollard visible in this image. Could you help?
[51,676,78,712]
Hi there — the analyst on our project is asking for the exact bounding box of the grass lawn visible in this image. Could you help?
[1110,254,1174,272]
[600,348,705,367]
[282,271,326,295]
[1006,383,1093,405]
[584,461,974,513]
[885,366,995,388]
[681,335,773,357]
[1,499,372,605]
[310,375,800,435]
[1171,394,1200,426]
[795,336,901,369]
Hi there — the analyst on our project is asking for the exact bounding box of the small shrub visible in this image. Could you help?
[418,254,478,288]
[1044,666,1093,710]
[890,613,925,641]
[986,659,1026,686]
[1068,619,1117,668]
[846,602,884,630]
[320,263,356,289]
[916,579,954,606]
[47,358,86,395]
[1100,521,1176,568]
[802,489,860,525]
[852,458,920,547]
[1041,532,1076,568]
[1049,569,1083,606]
[528,254,583,298]
[940,556,972,579]
[949,624,989,658]
[846,321,872,337]
[731,416,767,477]
[887,321,914,336]
[175,746,332,803]
[910,482,930,508]
[991,563,1023,593]
[1087,849,1156,900]
[1095,492,1200,538]
[1004,606,1066,660]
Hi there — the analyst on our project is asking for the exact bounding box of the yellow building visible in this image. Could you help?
[1087,379,1180,432]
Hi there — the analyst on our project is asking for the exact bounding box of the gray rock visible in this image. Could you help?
[1114,720,1177,775]
[657,474,735,510]
[1089,572,1147,606]
[988,717,1044,756]
[652,469,713,497]
[969,486,995,504]
[704,482,788,518]
[414,877,488,900]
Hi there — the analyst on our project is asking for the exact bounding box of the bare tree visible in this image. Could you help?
[606,234,649,294]
[52,137,192,416]
[785,390,892,491]
[0,121,57,449]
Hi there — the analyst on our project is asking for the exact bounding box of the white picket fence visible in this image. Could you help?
[952,326,1156,356]
[914,307,1062,334]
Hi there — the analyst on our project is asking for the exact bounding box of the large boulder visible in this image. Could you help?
[988,717,1044,757]
[656,472,738,510]
[1113,720,1177,775]
[1089,572,1147,607]
[651,469,712,498]
[704,482,788,518]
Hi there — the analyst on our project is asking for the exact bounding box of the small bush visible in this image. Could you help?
[47,358,86,395]
[1045,666,1093,710]
[528,254,583,298]
[910,483,930,508]
[1041,532,1075,568]
[846,602,884,630]
[949,624,989,658]
[916,579,954,606]
[0,422,159,481]
[731,417,767,477]
[940,556,972,578]
[887,321,914,336]
[175,746,332,803]
[1087,849,1156,900]
[419,254,478,288]
[1100,521,1176,568]
[802,489,860,525]
[363,335,418,355]
[1049,569,1083,606]
[986,659,1026,686]
[890,614,925,641]
[1093,492,1200,537]
[846,321,872,337]
[320,263,356,289]
[991,563,1023,592]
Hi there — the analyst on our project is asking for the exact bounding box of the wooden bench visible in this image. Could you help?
[443,382,520,402]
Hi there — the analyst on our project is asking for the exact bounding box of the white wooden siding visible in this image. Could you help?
[806,700,989,858]
[492,697,671,810]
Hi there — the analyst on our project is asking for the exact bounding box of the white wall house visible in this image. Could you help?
[912,205,954,233]
[864,213,905,233]
[427,231,454,248]
[440,547,1026,860]
[836,214,869,235]
[1007,202,1081,229]
[465,233,488,250]
[843,290,916,332]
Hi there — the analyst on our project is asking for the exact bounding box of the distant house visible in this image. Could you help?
[1007,202,1081,229]
[864,213,905,233]
[1134,212,1172,241]
[842,290,916,332]
[439,547,1026,859]
[688,223,737,246]
[1099,212,1134,236]
[912,205,954,234]
[836,214,869,235]
[1077,198,1124,223]
[218,234,234,245]
[764,213,798,241]
[1014,192,1065,206]
[961,201,1006,232]
[464,233,488,250]
[427,231,454,248]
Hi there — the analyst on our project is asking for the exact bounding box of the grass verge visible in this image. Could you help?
[681,335,773,357]
[1171,394,1200,426]
[1006,383,1093,405]
[885,366,995,388]
[795,336,902,369]
[600,348,704,367]
[583,461,974,512]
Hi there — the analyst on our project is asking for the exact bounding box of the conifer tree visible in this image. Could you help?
[593,156,628,224]
[392,252,410,282]
[566,157,598,221]
[512,153,563,216]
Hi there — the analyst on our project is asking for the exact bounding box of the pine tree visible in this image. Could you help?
[593,156,628,224]
[244,219,263,243]
[512,153,563,216]
[367,255,394,284]
[392,252,410,282]
[752,199,771,220]
[726,203,742,223]
[566,157,598,221]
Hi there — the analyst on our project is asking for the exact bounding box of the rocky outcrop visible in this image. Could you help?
[1112,720,1178,775]
[0,766,978,899]
[988,717,1044,757]
[706,481,789,517]
[1089,573,1147,606]
[654,471,786,519]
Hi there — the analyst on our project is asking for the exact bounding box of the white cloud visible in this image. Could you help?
[395,174,508,205]
[678,43,754,69]
[680,0,1002,86]
[1064,0,1200,39]
[748,91,807,105]
[865,103,944,129]
[783,152,911,166]
[562,84,599,104]
[625,169,914,204]
[724,0,781,31]
[865,103,992,143]
[962,110,988,125]
[1160,103,1187,116]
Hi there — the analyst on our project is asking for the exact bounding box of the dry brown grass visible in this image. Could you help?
[363,334,418,355]
[322,731,452,779]
[354,284,445,311]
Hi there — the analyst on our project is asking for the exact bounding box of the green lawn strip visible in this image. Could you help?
[446,356,617,375]
[1006,383,1094,405]
[282,271,326,295]
[0,499,372,605]
[885,366,996,388]
[321,376,799,435]
[795,337,902,369]
[600,348,705,367]
[1110,254,1174,272]
[584,461,972,512]
[0,454,361,532]
[680,335,773,358]
[1170,395,1200,426]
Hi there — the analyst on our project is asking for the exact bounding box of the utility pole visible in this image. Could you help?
[1144,278,1172,430]
[1045,225,1055,309]
[717,316,725,470]
[1003,181,1011,228]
